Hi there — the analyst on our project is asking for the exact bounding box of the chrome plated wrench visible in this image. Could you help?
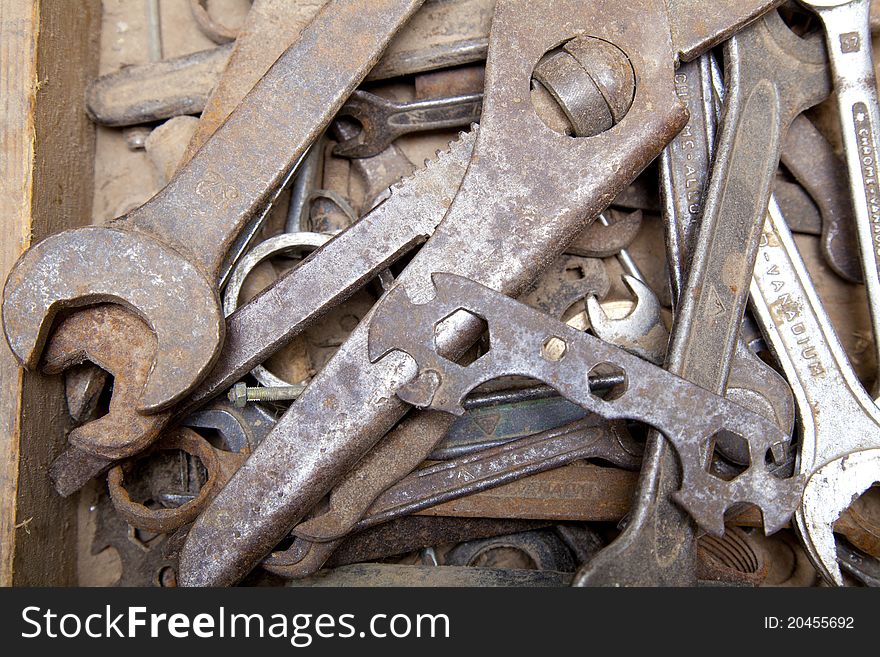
[751,198,880,585]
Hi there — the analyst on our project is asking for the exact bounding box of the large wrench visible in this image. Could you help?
[576,11,827,586]
[751,199,880,585]
[179,0,785,586]
[2,0,425,419]
[798,0,880,396]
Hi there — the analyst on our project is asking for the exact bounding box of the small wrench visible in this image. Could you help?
[750,198,880,585]
[334,90,483,158]
[798,0,880,395]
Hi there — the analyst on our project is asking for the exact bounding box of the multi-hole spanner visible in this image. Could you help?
[175,0,791,586]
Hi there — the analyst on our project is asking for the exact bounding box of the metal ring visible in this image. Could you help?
[107,427,220,533]
[189,0,242,44]
[223,231,332,387]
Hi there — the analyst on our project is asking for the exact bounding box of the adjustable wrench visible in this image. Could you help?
[577,11,827,586]
[2,0,425,423]
[798,0,880,395]
[179,0,785,586]
[750,199,880,585]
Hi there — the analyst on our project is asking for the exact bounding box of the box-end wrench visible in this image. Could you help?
[751,198,880,585]
[2,0,426,424]
[576,11,827,586]
[798,0,880,396]
[179,0,787,587]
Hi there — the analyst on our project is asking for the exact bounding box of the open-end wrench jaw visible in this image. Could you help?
[796,450,880,585]
[2,226,223,413]
[586,274,668,365]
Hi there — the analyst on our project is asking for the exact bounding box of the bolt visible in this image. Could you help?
[228,381,307,408]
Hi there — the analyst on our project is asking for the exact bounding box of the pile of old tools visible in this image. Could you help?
[6,0,880,587]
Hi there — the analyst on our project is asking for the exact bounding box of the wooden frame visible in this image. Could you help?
[0,0,100,586]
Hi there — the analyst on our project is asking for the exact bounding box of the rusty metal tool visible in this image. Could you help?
[48,129,477,493]
[86,0,497,128]
[565,208,643,259]
[324,517,555,571]
[3,0,426,422]
[265,462,637,580]
[578,11,825,586]
[288,563,572,587]
[750,198,880,585]
[334,90,483,158]
[587,274,669,365]
[178,0,788,587]
[780,114,861,283]
[368,273,800,534]
[293,414,641,543]
[798,0,880,395]
[657,51,796,455]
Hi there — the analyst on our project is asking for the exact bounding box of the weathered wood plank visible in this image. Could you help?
[0,0,100,586]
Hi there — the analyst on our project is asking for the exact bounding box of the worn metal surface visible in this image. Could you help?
[184,400,279,452]
[697,526,768,586]
[587,274,669,364]
[667,0,786,62]
[107,427,241,534]
[334,90,483,158]
[750,198,880,585]
[369,273,800,534]
[578,13,823,587]
[90,488,178,587]
[800,0,880,395]
[837,538,880,586]
[296,415,641,543]
[264,463,638,579]
[189,0,240,44]
[178,0,696,587]
[85,0,497,128]
[781,114,861,283]
[326,517,551,568]
[2,0,425,418]
[445,530,576,571]
[222,231,331,387]
[85,44,234,126]
[835,485,880,557]
[42,304,168,459]
[47,128,476,494]
[773,175,823,236]
[566,209,643,259]
[431,394,589,460]
[289,563,571,587]
[520,254,610,318]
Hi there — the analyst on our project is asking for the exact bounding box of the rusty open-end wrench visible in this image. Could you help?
[751,198,880,586]
[577,11,825,586]
[2,0,425,423]
[178,0,787,586]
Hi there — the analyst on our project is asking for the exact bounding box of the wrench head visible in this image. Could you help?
[797,448,880,585]
[42,304,171,459]
[586,274,668,365]
[333,90,394,158]
[2,226,223,413]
